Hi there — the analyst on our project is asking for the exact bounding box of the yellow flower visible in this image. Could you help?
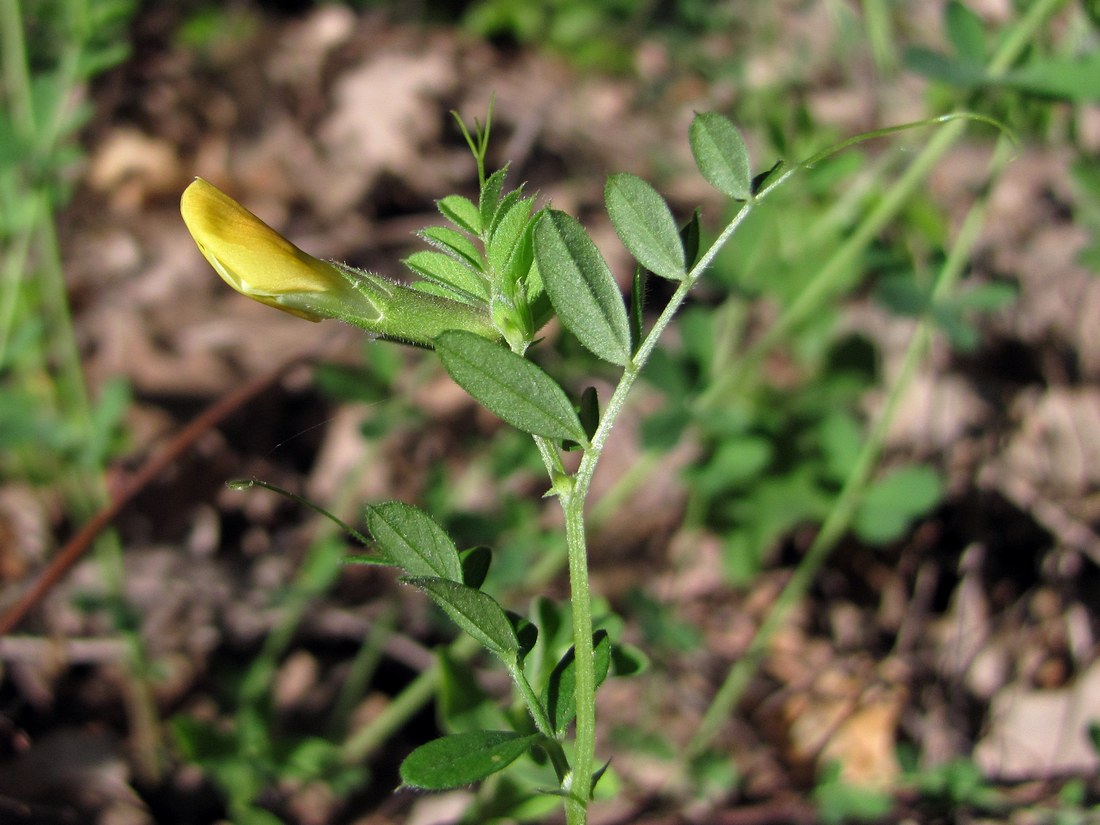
[181,178,499,346]
[181,178,359,321]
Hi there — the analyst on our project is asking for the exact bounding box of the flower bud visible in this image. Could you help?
[181,178,366,322]
[181,179,498,346]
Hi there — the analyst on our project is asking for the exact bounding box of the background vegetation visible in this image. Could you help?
[1,0,1099,823]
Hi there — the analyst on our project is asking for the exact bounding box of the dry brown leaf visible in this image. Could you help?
[975,659,1100,779]
[1000,387,1100,494]
[781,665,904,788]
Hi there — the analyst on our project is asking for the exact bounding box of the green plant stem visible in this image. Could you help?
[0,211,34,365]
[509,662,555,738]
[343,666,439,762]
[533,433,568,481]
[551,185,786,822]
[328,606,396,739]
[801,150,898,253]
[237,454,373,710]
[239,536,346,707]
[559,491,595,823]
[37,204,95,447]
[684,134,1014,761]
[860,0,898,76]
[540,738,573,786]
[587,451,660,530]
[340,633,480,764]
[556,285,691,825]
[0,0,35,137]
[985,0,1067,77]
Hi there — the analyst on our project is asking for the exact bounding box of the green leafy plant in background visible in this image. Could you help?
[171,531,370,825]
[813,761,895,825]
[0,0,168,783]
[896,748,1100,824]
[630,0,1097,593]
[907,0,1100,107]
[670,9,1088,817]
[906,756,1006,818]
[1071,156,1100,272]
[182,99,1010,822]
[0,0,137,501]
[336,0,743,73]
[634,137,1009,585]
[642,133,1018,582]
[458,0,737,72]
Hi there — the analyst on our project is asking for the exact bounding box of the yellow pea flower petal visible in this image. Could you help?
[181,177,499,346]
[181,178,356,321]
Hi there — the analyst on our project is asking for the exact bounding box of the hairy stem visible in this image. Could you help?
[553,183,778,821]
